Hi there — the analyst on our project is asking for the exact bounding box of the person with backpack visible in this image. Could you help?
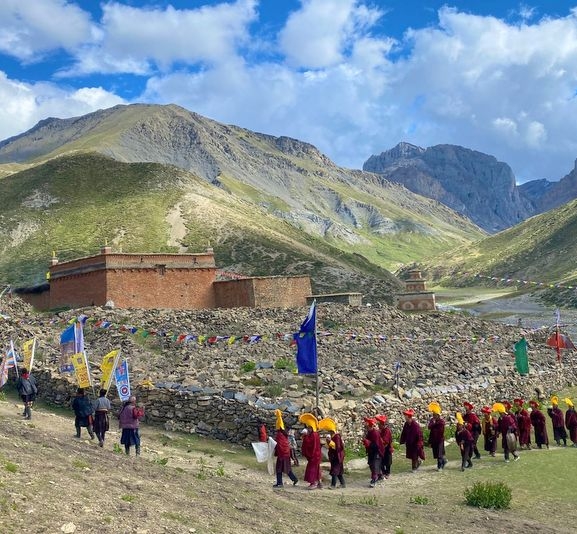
[16,368,37,420]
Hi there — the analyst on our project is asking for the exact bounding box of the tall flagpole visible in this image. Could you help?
[315,306,319,413]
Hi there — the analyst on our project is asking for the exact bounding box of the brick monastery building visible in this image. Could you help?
[19,245,312,311]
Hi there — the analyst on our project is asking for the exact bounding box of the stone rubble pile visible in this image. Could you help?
[2,296,575,446]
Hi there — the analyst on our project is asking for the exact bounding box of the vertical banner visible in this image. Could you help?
[22,338,36,371]
[514,337,529,375]
[114,359,131,401]
[71,353,92,388]
[294,301,317,374]
[60,320,85,373]
[100,349,120,390]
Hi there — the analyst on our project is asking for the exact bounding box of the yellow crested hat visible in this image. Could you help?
[565,397,574,408]
[492,402,506,414]
[275,409,285,430]
[551,395,559,406]
[318,417,337,433]
[299,412,318,432]
[428,401,441,415]
[455,412,464,425]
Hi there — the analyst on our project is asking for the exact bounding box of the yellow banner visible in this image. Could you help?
[100,349,119,390]
[72,353,91,388]
[22,339,35,370]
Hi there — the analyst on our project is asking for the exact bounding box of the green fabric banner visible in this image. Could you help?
[514,337,529,375]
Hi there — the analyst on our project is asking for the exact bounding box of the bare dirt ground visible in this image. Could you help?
[0,395,572,534]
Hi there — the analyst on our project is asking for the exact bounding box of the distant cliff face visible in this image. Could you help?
[363,142,536,233]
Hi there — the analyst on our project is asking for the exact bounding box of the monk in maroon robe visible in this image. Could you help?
[363,417,383,487]
[427,411,447,471]
[547,402,567,446]
[456,422,474,471]
[497,410,519,462]
[376,414,393,479]
[463,402,482,459]
[481,406,498,456]
[326,431,346,488]
[301,427,322,489]
[400,409,424,472]
[514,399,532,450]
[564,403,577,446]
[529,400,549,449]
[273,428,298,487]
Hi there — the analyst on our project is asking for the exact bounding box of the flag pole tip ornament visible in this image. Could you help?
[565,398,574,408]
[428,401,441,415]
[492,402,506,414]
[275,409,285,430]
[299,412,318,432]
[456,412,465,425]
[318,417,337,433]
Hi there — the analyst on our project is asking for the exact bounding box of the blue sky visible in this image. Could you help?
[2,1,577,183]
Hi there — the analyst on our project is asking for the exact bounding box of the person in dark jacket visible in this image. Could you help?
[71,388,95,439]
[16,368,37,420]
[92,388,112,447]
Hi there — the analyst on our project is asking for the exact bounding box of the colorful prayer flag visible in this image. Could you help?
[294,301,317,374]
[100,349,120,391]
[114,359,131,401]
[71,353,92,388]
[514,337,529,375]
[59,322,84,373]
[22,338,36,371]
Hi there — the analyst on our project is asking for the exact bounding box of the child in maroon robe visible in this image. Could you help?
[455,420,474,471]
[326,431,346,488]
[400,409,424,472]
[529,400,549,449]
[514,398,532,450]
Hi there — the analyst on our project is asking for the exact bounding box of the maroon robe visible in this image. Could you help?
[400,419,424,461]
[498,413,517,449]
[530,408,549,447]
[565,408,577,443]
[482,414,498,453]
[364,427,383,479]
[516,409,532,447]
[328,433,345,476]
[274,430,292,474]
[548,406,567,442]
[427,416,446,459]
[301,431,322,484]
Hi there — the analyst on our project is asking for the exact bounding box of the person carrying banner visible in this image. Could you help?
[529,400,549,449]
[119,396,145,455]
[16,368,37,420]
[400,409,424,473]
[272,410,298,488]
[71,388,95,439]
[92,389,112,447]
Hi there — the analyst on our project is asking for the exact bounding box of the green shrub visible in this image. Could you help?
[240,361,256,373]
[274,358,297,372]
[410,495,430,505]
[464,481,512,510]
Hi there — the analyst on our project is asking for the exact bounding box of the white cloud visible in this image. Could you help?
[0,0,94,61]
[0,71,124,140]
[67,0,258,75]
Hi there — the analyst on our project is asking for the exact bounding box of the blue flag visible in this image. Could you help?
[294,301,317,374]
